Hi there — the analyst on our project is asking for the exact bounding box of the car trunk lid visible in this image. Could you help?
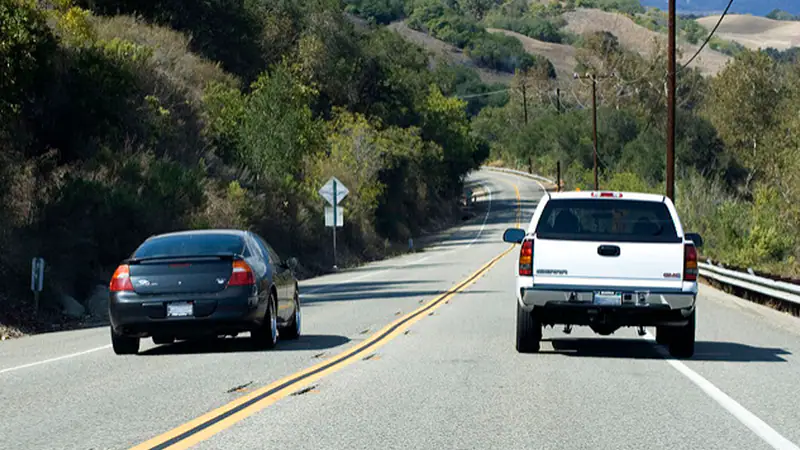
[128,256,235,295]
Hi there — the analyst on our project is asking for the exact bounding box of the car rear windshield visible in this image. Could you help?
[133,234,245,259]
[535,199,680,243]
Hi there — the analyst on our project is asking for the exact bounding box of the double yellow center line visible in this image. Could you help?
[131,180,522,450]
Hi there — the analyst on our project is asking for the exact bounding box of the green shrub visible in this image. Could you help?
[709,37,746,57]
[483,14,565,43]
[0,0,57,121]
[344,0,406,24]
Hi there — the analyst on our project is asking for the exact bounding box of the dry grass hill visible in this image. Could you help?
[486,28,578,79]
[563,8,730,75]
[696,14,800,50]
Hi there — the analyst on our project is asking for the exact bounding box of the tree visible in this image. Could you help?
[704,50,784,190]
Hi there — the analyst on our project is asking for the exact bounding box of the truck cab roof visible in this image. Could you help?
[545,191,668,203]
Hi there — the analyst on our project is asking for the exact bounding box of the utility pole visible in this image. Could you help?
[666,0,677,201]
[521,81,528,125]
[556,161,561,192]
[556,88,561,114]
[591,77,598,190]
[573,73,613,190]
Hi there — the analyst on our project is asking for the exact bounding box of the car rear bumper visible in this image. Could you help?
[519,285,695,326]
[110,287,265,338]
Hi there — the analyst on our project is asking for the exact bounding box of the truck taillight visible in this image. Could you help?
[684,244,698,281]
[109,265,133,292]
[519,240,533,276]
[229,260,255,286]
[592,192,623,198]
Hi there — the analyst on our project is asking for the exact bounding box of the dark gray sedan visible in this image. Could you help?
[108,229,301,355]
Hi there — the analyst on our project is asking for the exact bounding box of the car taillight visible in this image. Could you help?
[684,244,698,281]
[229,260,255,286]
[109,265,133,292]
[519,240,533,276]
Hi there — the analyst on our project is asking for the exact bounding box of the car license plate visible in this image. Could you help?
[593,291,622,306]
[167,302,193,317]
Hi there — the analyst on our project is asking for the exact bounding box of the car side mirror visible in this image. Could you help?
[503,228,526,244]
[685,233,704,248]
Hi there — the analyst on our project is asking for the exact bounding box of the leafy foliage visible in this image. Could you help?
[483,14,565,43]
[408,2,555,74]
[766,9,799,21]
[344,0,407,24]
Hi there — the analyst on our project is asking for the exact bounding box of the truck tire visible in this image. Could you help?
[516,302,542,353]
[655,326,672,345]
[668,311,695,358]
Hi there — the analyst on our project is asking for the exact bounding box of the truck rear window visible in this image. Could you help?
[535,199,680,243]
[134,234,245,259]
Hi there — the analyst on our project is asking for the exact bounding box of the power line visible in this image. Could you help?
[456,88,511,99]
[682,0,734,69]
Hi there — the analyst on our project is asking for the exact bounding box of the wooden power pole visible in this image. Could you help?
[666,0,677,202]
[573,73,613,191]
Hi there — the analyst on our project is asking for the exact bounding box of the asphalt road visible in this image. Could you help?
[1,169,799,450]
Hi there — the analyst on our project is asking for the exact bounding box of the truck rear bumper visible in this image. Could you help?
[520,285,695,312]
[530,302,693,327]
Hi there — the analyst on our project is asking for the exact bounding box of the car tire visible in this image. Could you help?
[279,289,301,340]
[516,302,542,353]
[251,295,278,349]
[152,335,174,345]
[655,326,672,345]
[111,329,140,355]
[668,311,695,358]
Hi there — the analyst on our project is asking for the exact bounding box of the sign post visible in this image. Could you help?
[31,257,45,316]
[319,177,348,270]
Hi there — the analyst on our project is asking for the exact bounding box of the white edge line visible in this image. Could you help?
[0,345,112,375]
[642,332,800,450]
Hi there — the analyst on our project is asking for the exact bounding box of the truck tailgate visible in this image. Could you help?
[532,239,685,289]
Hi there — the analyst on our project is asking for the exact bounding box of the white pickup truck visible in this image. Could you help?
[503,191,703,358]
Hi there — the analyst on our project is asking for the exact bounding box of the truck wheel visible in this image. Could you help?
[668,312,695,358]
[516,302,542,353]
[655,326,672,345]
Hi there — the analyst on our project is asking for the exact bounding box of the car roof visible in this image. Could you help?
[545,191,667,202]
[145,229,250,241]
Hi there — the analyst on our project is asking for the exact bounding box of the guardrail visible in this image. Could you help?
[481,166,556,185]
[699,262,800,306]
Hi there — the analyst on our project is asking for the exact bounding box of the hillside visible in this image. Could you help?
[387,21,513,85]
[563,8,731,75]
[696,14,800,50]
[0,0,492,334]
[486,28,577,79]
[640,0,800,16]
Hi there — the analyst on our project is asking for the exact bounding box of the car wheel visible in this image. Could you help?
[279,289,301,340]
[251,295,278,349]
[668,311,695,358]
[152,335,174,345]
[655,326,672,345]
[516,301,541,353]
[111,329,140,355]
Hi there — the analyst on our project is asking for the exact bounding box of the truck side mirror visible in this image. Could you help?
[685,233,704,248]
[503,228,526,244]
